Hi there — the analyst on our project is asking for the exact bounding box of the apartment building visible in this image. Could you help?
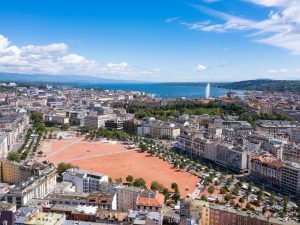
[83,115,113,129]
[4,169,57,207]
[0,113,29,151]
[0,160,32,184]
[216,144,250,173]
[198,200,297,225]
[0,133,8,157]
[283,144,300,164]
[250,153,283,187]
[127,210,162,225]
[105,119,123,130]
[71,206,98,222]
[222,121,253,134]
[281,161,300,195]
[62,168,108,193]
[98,211,128,225]
[92,105,113,115]
[48,192,88,206]
[288,128,300,143]
[257,120,297,134]
[177,132,197,154]
[204,140,218,162]
[44,114,69,125]
[136,191,164,212]
[23,212,66,225]
[86,191,117,210]
[117,186,143,211]
[137,118,180,140]
[0,201,16,225]
[123,119,139,134]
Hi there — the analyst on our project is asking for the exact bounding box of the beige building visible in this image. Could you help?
[0,160,32,184]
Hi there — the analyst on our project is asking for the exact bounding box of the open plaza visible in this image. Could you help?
[39,136,199,196]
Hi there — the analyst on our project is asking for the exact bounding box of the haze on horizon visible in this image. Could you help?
[0,0,300,82]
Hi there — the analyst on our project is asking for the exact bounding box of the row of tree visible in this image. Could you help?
[81,127,130,141]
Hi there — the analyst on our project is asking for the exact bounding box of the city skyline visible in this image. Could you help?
[0,0,300,82]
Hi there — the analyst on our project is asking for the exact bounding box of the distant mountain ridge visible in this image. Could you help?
[214,79,300,92]
[159,79,300,93]
[0,72,139,84]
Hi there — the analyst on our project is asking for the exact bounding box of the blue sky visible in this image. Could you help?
[0,0,299,82]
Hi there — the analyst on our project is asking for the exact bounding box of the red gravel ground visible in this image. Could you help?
[39,138,200,196]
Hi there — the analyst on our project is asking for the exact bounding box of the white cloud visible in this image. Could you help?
[195,64,207,72]
[0,34,160,80]
[245,0,290,7]
[184,1,300,54]
[61,54,86,64]
[165,17,180,23]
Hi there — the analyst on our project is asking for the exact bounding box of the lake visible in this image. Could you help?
[76,83,234,99]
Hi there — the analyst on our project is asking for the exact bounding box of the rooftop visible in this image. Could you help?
[24,212,65,225]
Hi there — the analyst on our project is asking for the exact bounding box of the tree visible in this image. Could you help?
[269,192,275,207]
[36,122,46,133]
[232,186,240,196]
[214,180,220,186]
[220,186,228,194]
[226,177,233,186]
[207,186,215,194]
[173,191,181,201]
[139,143,147,152]
[162,188,171,201]
[57,162,78,175]
[236,181,242,188]
[283,196,289,214]
[171,182,180,201]
[203,179,208,186]
[224,194,232,202]
[253,200,260,207]
[7,152,20,162]
[247,182,254,196]
[31,112,43,123]
[200,195,207,201]
[239,197,245,204]
[248,182,254,192]
[61,123,70,131]
[279,211,285,218]
[151,181,164,191]
[246,203,251,210]
[115,177,123,184]
[171,183,179,192]
[126,175,134,183]
[133,178,146,189]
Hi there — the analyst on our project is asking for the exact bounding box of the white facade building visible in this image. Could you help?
[62,168,108,193]
[4,171,57,208]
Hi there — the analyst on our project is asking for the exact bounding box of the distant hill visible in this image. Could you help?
[0,72,138,84]
[159,79,300,92]
[214,79,300,92]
